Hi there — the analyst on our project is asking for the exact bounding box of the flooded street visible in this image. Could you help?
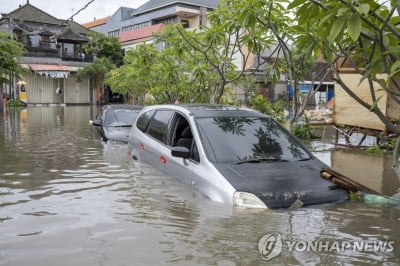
[0,106,399,266]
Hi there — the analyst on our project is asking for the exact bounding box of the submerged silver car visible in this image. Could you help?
[127,104,348,209]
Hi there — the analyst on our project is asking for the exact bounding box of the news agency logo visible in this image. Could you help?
[258,233,395,261]
[257,233,283,261]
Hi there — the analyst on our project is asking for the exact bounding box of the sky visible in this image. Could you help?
[0,0,149,24]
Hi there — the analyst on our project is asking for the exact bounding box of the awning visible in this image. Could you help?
[29,64,72,71]
[28,64,73,78]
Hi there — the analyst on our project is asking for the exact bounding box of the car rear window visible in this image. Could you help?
[147,110,174,144]
[196,116,310,163]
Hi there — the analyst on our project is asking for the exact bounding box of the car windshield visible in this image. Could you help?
[104,109,138,127]
[196,116,311,163]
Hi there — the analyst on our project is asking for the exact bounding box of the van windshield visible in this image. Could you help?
[196,116,311,163]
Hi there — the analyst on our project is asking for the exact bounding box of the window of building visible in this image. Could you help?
[108,29,120,37]
[122,22,151,32]
[155,17,177,25]
[180,20,189,29]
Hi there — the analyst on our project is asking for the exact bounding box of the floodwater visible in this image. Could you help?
[0,106,399,266]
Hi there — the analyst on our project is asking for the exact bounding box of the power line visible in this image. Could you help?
[67,0,95,21]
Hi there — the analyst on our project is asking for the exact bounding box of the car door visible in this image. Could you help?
[138,109,174,170]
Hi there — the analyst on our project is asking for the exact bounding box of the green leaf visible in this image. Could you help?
[357,3,370,16]
[337,7,349,16]
[390,60,400,77]
[347,13,361,41]
[369,94,384,112]
[385,46,400,55]
[329,17,346,43]
[320,11,336,25]
[287,0,306,9]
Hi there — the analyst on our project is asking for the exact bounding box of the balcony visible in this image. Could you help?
[23,44,93,63]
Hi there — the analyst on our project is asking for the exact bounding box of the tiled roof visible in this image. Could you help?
[1,3,90,41]
[1,3,61,25]
[66,20,90,35]
[58,26,88,42]
[82,16,110,29]
[29,64,72,71]
[118,23,164,43]
[134,0,220,15]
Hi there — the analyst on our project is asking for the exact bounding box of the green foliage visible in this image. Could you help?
[76,57,114,88]
[291,123,316,140]
[6,98,26,107]
[0,32,26,85]
[83,31,123,65]
[366,138,398,155]
[247,93,285,124]
[106,26,215,104]
[365,144,383,155]
[214,0,399,132]
[235,75,261,95]
[292,0,400,97]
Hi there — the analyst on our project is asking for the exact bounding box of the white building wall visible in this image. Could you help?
[64,76,90,104]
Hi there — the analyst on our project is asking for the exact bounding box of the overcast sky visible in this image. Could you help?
[1,0,149,24]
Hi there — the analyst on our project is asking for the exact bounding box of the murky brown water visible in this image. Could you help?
[0,106,399,266]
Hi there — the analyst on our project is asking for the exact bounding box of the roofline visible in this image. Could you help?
[1,3,63,26]
[133,1,216,17]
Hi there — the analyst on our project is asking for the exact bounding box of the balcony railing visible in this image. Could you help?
[23,46,93,63]
[62,52,94,63]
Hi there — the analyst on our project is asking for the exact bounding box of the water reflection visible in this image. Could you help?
[331,149,400,197]
[0,107,399,265]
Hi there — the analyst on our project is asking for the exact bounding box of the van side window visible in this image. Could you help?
[147,110,174,144]
[137,110,155,132]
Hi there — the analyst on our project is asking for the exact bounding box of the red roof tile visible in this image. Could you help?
[29,64,72,71]
[118,23,165,43]
[82,16,110,29]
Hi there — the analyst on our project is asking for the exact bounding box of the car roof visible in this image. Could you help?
[103,104,143,111]
[144,104,267,118]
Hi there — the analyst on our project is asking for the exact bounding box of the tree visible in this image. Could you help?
[208,0,330,126]
[77,32,123,104]
[106,44,159,104]
[83,31,123,65]
[291,0,400,133]
[106,26,215,104]
[176,3,273,104]
[76,57,114,87]
[0,32,26,86]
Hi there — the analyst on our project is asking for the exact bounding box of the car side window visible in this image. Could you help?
[147,110,174,144]
[190,141,200,163]
[171,113,200,163]
[137,110,155,132]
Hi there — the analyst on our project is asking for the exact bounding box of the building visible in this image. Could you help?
[83,0,219,51]
[0,2,94,105]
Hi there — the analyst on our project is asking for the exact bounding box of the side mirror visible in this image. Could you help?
[171,146,190,159]
[92,119,102,126]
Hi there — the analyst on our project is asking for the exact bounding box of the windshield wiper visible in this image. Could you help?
[235,158,289,164]
[298,157,311,161]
